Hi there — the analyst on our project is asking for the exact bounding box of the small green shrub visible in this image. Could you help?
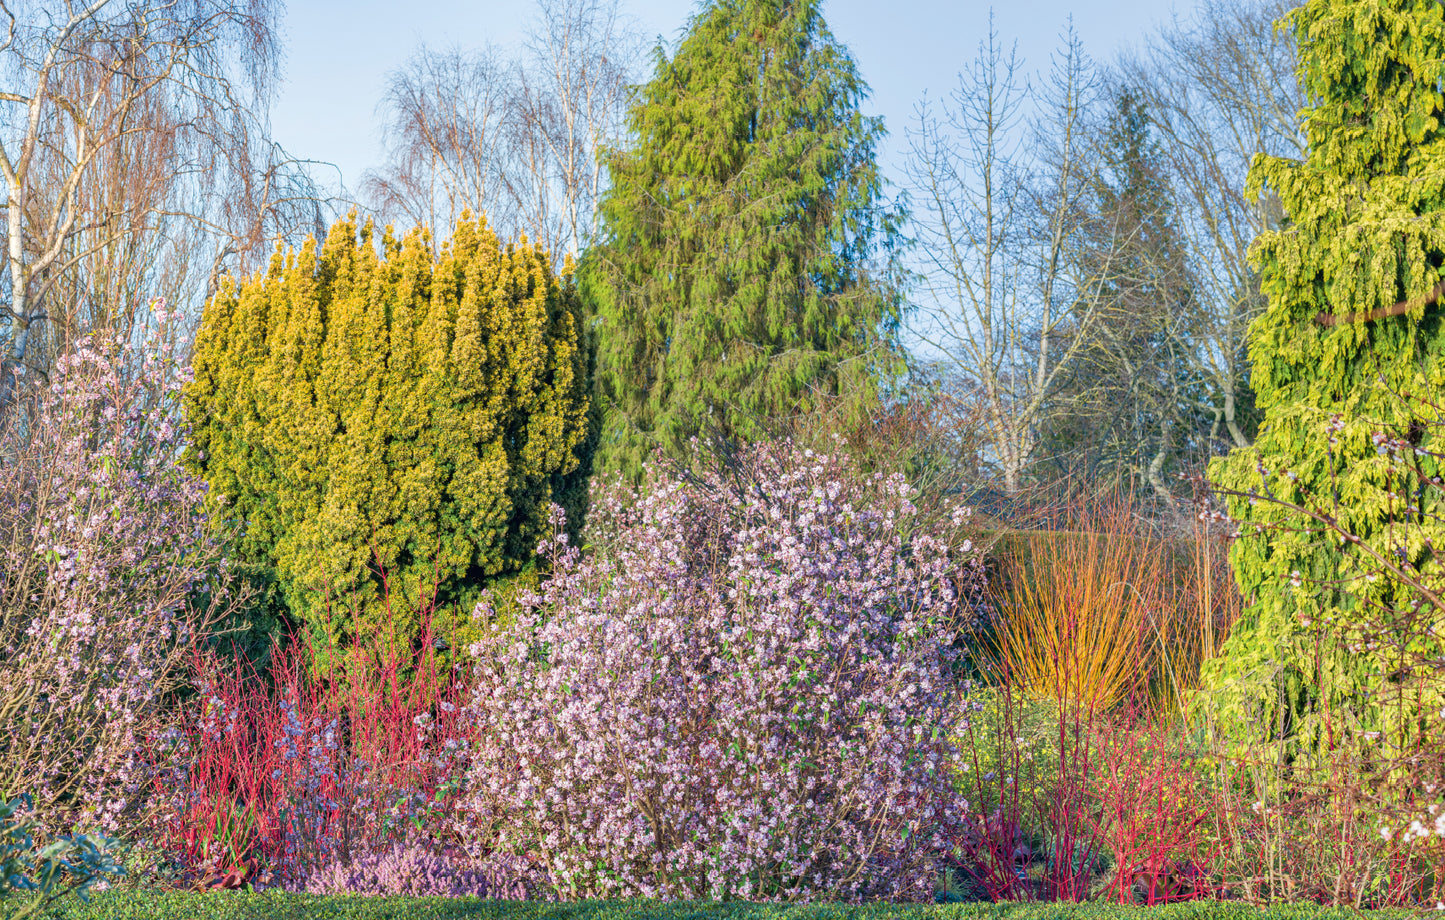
[1,796,124,920]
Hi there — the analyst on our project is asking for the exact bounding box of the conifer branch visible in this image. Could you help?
[1314,277,1445,327]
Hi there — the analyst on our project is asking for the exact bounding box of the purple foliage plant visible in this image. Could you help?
[458,441,979,902]
[300,838,532,899]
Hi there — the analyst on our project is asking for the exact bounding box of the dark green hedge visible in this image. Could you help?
[14,893,1430,920]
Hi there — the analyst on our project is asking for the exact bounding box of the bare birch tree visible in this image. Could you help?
[362,0,641,262]
[905,23,1134,493]
[514,0,639,258]
[0,0,328,407]
[363,44,518,235]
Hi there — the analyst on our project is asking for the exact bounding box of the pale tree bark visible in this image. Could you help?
[905,22,1137,493]
[0,0,329,410]
[516,0,640,259]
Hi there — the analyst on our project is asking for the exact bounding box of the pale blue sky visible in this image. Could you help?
[270,0,1187,199]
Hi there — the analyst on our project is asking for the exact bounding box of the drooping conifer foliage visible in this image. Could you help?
[581,0,904,476]
[185,214,592,656]
[1207,0,1445,742]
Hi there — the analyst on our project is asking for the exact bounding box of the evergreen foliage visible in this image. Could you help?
[1206,0,1445,743]
[580,0,904,477]
[1042,88,1202,492]
[185,214,592,657]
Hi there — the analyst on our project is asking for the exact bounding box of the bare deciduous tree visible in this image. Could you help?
[1039,85,1202,503]
[362,0,641,262]
[905,23,1136,493]
[0,0,330,407]
[515,0,639,257]
[363,44,517,236]
[1117,0,1303,452]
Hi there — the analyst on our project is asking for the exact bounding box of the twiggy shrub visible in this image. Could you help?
[0,314,234,834]
[947,682,1053,902]
[1090,712,1211,904]
[460,443,978,901]
[148,596,472,891]
[988,499,1157,711]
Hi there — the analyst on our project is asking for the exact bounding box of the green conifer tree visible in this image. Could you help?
[1042,88,1202,494]
[186,214,592,659]
[1206,0,1445,744]
[580,0,904,476]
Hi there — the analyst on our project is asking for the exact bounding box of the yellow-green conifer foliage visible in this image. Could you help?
[186,214,591,655]
[1206,0,1445,747]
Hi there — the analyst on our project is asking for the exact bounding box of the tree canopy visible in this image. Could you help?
[580,0,904,476]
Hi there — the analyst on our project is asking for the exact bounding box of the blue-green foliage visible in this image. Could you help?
[1,796,124,920]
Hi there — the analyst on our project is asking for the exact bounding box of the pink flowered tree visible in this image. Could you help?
[460,442,980,901]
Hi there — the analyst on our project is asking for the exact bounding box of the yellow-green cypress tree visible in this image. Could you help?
[187,214,592,658]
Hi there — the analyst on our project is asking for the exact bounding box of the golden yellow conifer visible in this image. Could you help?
[187,214,591,657]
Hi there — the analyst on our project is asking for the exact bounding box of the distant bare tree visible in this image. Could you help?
[363,44,518,235]
[1038,86,1202,503]
[514,0,640,257]
[363,0,641,261]
[0,0,330,407]
[1117,0,1303,451]
[905,23,1137,493]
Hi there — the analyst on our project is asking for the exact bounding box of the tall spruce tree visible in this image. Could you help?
[580,0,903,475]
[1206,0,1445,745]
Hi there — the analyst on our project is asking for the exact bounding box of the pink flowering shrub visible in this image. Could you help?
[0,309,230,834]
[459,443,978,902]
[301,839,532,898]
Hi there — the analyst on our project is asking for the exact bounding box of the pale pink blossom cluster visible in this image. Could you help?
[458,443,979,902]
[1390,708,1445,846]
[0,316,221,835]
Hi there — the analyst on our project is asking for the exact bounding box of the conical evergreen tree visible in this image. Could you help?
[1042,88,1201,493]
[1207,0,1445,744]
[580,0,904,476]
[186,214,592,660]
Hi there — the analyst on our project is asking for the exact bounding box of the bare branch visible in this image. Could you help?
[1314,278,1445,327]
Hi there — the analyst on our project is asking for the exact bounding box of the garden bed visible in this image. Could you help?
[17,893,1431,920]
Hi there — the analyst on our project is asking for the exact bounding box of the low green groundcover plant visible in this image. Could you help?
[9,892,1429,920]
[0,796,124,920]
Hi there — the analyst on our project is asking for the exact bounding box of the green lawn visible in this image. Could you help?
[16,893,1431,920]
